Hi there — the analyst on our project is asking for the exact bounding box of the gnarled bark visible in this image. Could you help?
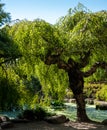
[68,67,90,122]
[75,93,90,122]
[45,55,91,122]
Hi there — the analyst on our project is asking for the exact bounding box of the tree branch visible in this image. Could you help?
[83,62,107,77]
[45,55,75,71]
[45,55,59,65]
[45,55,70,71]
[57,59,70,71]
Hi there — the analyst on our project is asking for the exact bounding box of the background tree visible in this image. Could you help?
[0,1,21,66]
[0,1,10,27]
[8,5,107,122]
[0,1,22,111]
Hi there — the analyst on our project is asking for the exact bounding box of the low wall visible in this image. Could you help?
[95,101,107,110]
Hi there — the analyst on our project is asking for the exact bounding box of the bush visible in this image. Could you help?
[17,109,35,120]
[51,100,65,109]
[84,83,101,99]
[96,85,107,101]
[17,106,48,121]
[84,83,107,101]
[34,106,47,120]
[66,91,74,99]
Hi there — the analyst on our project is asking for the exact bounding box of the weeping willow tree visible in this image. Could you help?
[8,4,107,122]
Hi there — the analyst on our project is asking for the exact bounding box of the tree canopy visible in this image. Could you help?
[9,9,107,75]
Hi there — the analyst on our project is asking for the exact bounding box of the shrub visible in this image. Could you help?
[17,109,35,120]
[84,83,102,99]
[34,106,47,120]
[96,84,107,101]
[66,91,74,99]
[51,100,65,109]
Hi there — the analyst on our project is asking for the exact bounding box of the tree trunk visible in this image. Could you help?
[75,93,90,122]
[68,68,90,122]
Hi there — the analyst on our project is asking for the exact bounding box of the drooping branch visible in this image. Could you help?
[83,62,107,77]
[0,58,12,66]
[0,54,22,66]
[79,50,91,68]
[1,65,8,78]
[42,34,64,56]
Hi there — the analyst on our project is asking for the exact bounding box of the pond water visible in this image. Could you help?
[49,103,107,122]
[0,111,20,119]
[0,103,107,122]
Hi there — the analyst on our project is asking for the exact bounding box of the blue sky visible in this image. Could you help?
[2,0,107,24]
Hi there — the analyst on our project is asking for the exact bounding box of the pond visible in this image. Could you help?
[0,103,107,122]
[48,103,107,122]
[0,111,20,119]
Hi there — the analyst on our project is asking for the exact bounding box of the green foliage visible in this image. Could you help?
[0,27,21,62]
[8,19,67,64]
[33,105,47,120]
[0,2,19,67]
[84,83,101,98]
[85,68,107,82]
[84,83,107,102]
[0,77,20,111]
[18,106,48,120]
[50,100,65,110]
[56,3,88,32]
[56,9,107,65]
[21,75,42,96]
[66,90,74,99]
[1,3,107,113]
[0,1,10,26]
[8,8,107,70]
[35,62,68,104]
[17,75,42,109]
[96,84,107,101]
[18,109,35,120]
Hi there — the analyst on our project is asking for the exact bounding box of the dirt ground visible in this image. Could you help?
[4,121,107,130]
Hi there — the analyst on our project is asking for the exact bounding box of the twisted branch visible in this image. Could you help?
[83,62,107,77]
